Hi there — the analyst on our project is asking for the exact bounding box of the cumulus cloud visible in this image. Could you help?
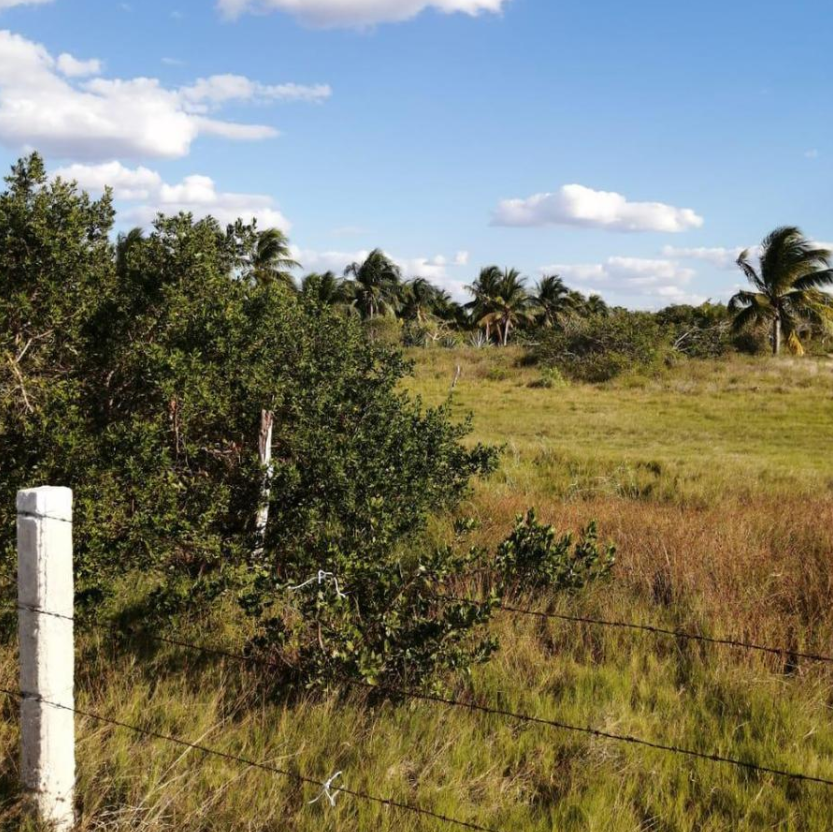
[56,53,102,78]
[542,256,703,306]
[0,30,329,160]
[493,184,704,233]
[55,161,291,231]
[55,161,161,200]
[217,0,508,28]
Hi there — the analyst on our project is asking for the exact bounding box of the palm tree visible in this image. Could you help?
[342,248,402,319]
[469,268,533,346]
[533,274,580,328]
[250,228,299,289]
[465,265,503,341]
[300,271,347,305]
[729,227,833,355]
[584,293,609,318]
[115,227,144,277]
[400,277,439,323]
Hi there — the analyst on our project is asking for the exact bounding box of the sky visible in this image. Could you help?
[0,0,830,308]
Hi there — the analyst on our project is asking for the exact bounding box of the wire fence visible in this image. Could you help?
[7,600,833,796]
[0,685,506,832]
[433,594,833,665]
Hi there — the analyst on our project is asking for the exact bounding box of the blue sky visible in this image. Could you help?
[0,0,830,307]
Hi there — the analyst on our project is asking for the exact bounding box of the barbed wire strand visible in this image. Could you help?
[12,602,833,787]
[432,595,833,665]
[0,686,506,832]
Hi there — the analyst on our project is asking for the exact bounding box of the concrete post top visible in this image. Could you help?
[16,488,73,522]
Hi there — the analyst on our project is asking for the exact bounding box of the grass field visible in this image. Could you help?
[4,348,833,831]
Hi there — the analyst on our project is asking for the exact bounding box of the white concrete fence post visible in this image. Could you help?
[17,486,75,831]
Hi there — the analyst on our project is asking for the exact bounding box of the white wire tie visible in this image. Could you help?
[309,770,343,807]
[289,570,347,599]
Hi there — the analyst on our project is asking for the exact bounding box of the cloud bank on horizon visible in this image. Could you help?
[216,0,509,27]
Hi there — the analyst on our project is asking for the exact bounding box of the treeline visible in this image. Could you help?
[219,226,833,365]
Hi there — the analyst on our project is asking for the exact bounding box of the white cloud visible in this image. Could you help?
[54,161,161,200]
[54,161,291,231]
[0,30,329,160]
[56,53,102,78]
[493,184,704,233]
[217,0,509,27]
[454,250,469,266]
[542,256,703,306]
[805,149,820,159]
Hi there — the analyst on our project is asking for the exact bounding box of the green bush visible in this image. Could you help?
[528,366,568,389]
[494,510,616,592]
[0,154,500,687]
[531,312,671,382]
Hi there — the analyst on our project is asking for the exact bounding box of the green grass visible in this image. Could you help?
[5,348,833,831]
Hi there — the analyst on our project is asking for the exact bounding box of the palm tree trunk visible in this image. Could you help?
[502,318,511,346]
[772,315,781,355]
[485,321,491,341]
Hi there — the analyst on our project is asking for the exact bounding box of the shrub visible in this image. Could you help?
[530,312,672,382]
[0,154,500,687]
[494,510,616,592]
[528,366,568,389]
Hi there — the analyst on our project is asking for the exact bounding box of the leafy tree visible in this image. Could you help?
[249,227,299,289]
[729,227,833,355]
[343,248,402,319]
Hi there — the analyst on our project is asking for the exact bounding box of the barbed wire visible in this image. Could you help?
[0,685,507,832]
[13,603,833,788]
[12,601,833,788]
[432,595,833,665]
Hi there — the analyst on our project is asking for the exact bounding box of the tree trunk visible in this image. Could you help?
[255,409,274,551]
[485,321,491,342]
[502,318,511,346]
[772,315,781,356]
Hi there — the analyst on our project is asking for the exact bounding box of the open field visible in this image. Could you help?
[4,350,833,831]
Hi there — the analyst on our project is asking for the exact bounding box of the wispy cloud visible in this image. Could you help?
[217,0,510,28]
